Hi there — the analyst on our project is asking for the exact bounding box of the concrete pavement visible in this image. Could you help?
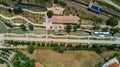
[3,37,120,44]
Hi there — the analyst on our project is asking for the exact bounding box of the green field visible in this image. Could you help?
[0,21,8,33]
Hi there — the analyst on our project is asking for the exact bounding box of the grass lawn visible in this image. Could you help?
[115,33,120,37]
[70,31,89,36]
[20,50,102,67]
[11,28,25,34]
[0,21,8,33]
[49,30,89,36]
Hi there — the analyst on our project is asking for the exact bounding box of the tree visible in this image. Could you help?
[65,25,72,33]
[14,60,20,67]
[93,25,100,31]
[54,0,67,7]
[7,8,12,13]
[102,27,109,32]
[54,0,60,4]
[97,47,106,54]
[95,18,103,24]
[73,25,78,32]
[73,23,81,32]
[110,27,120,36]
[60,1,67,7]
[106,17,118,27]
[53,46,66,53]
[0,2,8,6]
[27,45,34,54]
[114,27,120,33]
[29,24,34,31]
[47,10,53,18]
[19,0,22,2]
[20,24,27,31]
[0,59,4,64]
[13,7,23,14]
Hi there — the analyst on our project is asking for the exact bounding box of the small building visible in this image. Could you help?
[50,16,79,30]
[103,58,120,67]
[51,16,79,24]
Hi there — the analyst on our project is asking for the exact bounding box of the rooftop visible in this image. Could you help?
[110,62,119,67]
[51,16,79,24]
[103,58,120,67]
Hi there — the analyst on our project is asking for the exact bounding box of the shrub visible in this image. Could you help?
[47,10,53,18]
[27,45,34,54]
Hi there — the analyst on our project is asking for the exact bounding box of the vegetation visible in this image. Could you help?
[96,0,120,12]
[20,24,27,31]
[0,1,8,6]
[0,59,5,64]
[29,24,34,31]
[47,10,53,18]
[7,8,12,13]
[27,45,35,54]
[63,6,104,22]
[13,7,23,14]
[54,0,67,7]
[111,0,120,6]
[13,51,35,67]
[93,25,100,31]
[95,53,120,67]
[102,27,109,32]
[65,25,72,33]
[7,40,120,54]
[0,17,15,28]
[110,27,120,36]
[106,17,119,27]
[73,23,81,32]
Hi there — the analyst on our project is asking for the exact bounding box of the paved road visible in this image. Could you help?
[3,37,120,44]
[0,56,14,67]
[64,0,109,20]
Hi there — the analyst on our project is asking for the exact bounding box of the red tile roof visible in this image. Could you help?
[51,16,79,24]
[110,62,119,67]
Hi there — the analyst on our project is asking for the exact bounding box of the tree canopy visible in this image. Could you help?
[20,24,27,31]
[13,7,23,14]
[47,10,53,18]
[106,17,118,27]
[29,24,34,31]
[65,25,72,33]
[27,45,34,54]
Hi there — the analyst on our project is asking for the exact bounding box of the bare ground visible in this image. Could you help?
[20,50,102,67]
